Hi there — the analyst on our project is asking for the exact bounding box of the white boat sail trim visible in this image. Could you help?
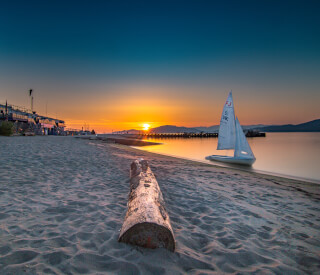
[234,117,255,159]
[216,91,236,150]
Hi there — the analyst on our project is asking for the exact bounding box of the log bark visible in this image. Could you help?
[118,159,175,251]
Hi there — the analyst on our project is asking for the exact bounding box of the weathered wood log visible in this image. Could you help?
[118,159,175,251]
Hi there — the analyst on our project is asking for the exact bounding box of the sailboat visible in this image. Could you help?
[206,91,256,166]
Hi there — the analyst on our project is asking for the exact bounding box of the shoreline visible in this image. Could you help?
[107,143,320,198]
[85,133,320,185]
[77,134,161,146]
[130,144,320,185]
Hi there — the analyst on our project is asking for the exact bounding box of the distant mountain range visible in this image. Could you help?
[148,124,267,133]
[259,119,320,132]
[121,119,320,134]
[194,124,266,133]
[148,124,268,134]
[149,125,199,133]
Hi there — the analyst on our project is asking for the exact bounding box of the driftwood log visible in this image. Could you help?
[118,159,175,251]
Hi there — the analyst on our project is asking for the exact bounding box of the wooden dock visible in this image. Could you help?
[140,133,218,138]
[138,131,265,138]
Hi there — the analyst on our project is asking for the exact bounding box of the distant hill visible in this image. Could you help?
[122,119,320,134]
[194,126,219,132]
[149,125,199,133]
[115,129,140,134]
[260,119,320,132]
[242,124,267,130]
[149,124,268,133]
[197,120,320,133]
[195,124,266,133]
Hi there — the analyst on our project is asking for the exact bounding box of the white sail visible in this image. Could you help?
[217,91,236,150]
[234,117,255,158]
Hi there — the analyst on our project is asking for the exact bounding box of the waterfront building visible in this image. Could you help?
[0,102,65,135]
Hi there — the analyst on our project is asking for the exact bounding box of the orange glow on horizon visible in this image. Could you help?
[143,124,150,131]
[28,83,319,134]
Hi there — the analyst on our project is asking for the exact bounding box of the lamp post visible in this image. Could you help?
[29,89,33,113]
[5,100,8,121]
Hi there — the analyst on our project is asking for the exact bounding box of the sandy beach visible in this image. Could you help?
[0,136,319,274]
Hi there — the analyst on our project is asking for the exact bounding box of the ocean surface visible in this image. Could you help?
[139,132,320,183]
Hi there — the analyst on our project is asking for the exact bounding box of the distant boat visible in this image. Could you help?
[206,91,256,166]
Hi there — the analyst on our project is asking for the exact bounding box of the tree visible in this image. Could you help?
[0,121,14,136]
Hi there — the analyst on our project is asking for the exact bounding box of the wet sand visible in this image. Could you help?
[76,134,161,146]
[0,136,319,274]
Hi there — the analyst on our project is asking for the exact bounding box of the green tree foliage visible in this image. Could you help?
[0,121,14,136]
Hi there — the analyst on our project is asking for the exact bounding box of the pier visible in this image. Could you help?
[135,131,265,138]
[140,132,218,138]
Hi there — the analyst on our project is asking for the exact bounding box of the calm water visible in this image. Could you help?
[138,133,320,183]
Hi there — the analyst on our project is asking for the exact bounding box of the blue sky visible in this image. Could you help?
[1,0,319,131]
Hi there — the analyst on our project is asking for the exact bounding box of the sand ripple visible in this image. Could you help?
[0,136,319,274]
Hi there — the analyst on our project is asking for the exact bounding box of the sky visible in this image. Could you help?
[0,0,319,132]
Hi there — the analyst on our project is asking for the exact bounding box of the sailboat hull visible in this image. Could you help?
[205,155,256,166]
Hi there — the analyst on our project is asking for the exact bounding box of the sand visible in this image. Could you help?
[0,136,319,274]
[77,134,161,146]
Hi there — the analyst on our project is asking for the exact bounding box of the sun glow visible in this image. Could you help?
[143,123,150,131]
